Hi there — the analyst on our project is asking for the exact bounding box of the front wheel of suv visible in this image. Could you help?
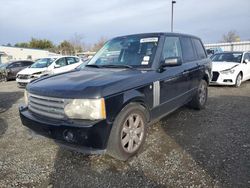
[107,103,147,161]
[189,79,208,110]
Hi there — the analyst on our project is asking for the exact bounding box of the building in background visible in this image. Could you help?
[204,41,250,52]
[0,46,58,64]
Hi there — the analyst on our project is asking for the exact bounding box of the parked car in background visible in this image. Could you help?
[0,60,34,82]
[16,56,83,87]
[206,47,223,57]
[210,51,250,87]
[20,33,211,160]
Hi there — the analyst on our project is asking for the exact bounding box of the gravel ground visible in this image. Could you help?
[0,80,249,188]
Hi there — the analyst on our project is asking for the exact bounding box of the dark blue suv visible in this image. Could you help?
[19,33,211,160]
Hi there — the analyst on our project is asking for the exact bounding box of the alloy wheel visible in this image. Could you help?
[121,113,145,153]
[199,83,207,105]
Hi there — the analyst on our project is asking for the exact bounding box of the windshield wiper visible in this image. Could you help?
[100,64,134,69]
[85,64,101,68]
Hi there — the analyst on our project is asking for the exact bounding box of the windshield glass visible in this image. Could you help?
[0,63,8,69]
[87,36,159,68]
[30,58,56,68]
[211,52,242,63]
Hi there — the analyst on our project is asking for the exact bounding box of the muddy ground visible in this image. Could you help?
[0,80,249,188]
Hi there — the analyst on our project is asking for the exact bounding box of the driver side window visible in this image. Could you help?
[55,58,67,67]
[243,53,250,61]
[162,37,182,60]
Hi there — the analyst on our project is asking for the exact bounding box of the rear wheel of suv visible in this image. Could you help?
[107,103,147,161]
[189,79,208,110]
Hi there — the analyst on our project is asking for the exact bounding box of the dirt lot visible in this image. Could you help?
[0,80,249,188]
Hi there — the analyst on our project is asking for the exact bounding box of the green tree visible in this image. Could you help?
[221,30,240,43]
[58,40,74,55]
[29,38,54,49]
[15,42,29,48]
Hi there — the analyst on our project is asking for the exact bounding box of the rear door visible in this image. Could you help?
[180,37,205,93]
[242,53,250,80]
[8,62,22,78]
[66,57,81,70]
[53,57,68,74]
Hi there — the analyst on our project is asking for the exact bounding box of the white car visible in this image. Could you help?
[210,51,250,87]
[16,56,83,87]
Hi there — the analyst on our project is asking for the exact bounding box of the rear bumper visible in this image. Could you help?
[19,106,112,153]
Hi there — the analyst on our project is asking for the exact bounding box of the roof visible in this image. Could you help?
[113,32,201,40]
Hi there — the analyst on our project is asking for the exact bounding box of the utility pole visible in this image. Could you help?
[171,0,176,32]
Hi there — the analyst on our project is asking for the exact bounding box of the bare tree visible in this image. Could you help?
[70,33,85,54]
[91,37,108,52]
[221,30,241,43]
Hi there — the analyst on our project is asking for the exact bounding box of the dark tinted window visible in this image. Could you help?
[22,61,33,66]
[180,37,196,62]
[192,39,206,59]
[162,37,182,60]
[8,62,21,68]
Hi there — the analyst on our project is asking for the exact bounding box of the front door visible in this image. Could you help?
[151,36,188,119]
[242,53,250,80]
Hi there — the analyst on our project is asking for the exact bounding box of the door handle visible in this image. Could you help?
[182,70,189,75]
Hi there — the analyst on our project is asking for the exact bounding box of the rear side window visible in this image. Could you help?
[162,36,182,60]
[22,61,33,66]
[55,58,67,67]
[74,57,80,63]
[180,37,196,62]
[66,57,77,65]
[192,39,206,59]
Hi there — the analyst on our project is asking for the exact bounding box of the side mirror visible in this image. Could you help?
[54,64,60,68]
[244,59,249,64]
[162,57,182,67]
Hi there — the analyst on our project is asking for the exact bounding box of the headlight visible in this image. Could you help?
[64,98,106,120]
[220,69,235,75]
[24,90,29,106]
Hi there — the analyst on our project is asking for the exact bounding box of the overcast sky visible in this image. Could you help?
[0,0,249,45]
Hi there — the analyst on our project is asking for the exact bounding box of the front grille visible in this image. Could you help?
[28,93,65,119]
[212,71,219,81]
[18,74,29,79]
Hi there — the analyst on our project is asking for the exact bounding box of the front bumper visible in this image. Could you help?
[16,78,35,87]
[210,71,237,85]
[19,106,112,154]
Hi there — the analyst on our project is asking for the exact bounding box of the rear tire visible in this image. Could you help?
[235,73,242,87]
[189,79,208,110]
[107,103,147,161]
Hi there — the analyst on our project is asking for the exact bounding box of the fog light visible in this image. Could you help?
[63,130,74,142]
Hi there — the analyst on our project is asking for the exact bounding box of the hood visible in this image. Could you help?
[17,67,48,75]
[27,68,155,98]
[212,61,240,71]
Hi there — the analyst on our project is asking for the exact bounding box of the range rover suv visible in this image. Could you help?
[19,33,211,160]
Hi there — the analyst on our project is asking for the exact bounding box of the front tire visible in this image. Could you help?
[235,73,242,87]
[107,103,147,161]
[189,79,208,110]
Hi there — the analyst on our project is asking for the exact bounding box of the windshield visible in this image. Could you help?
[30,58,56,68]
[87,36,159,68]
[0,63,8,69]
[211,52,242,63]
